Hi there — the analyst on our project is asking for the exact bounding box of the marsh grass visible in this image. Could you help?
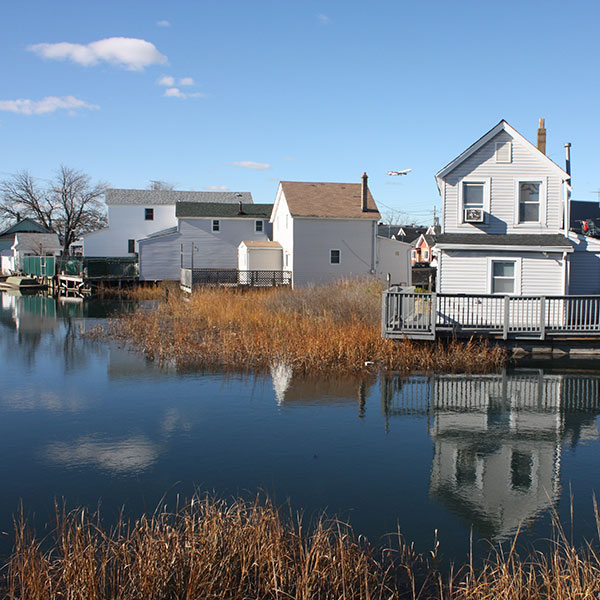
[97,279,507,374]
[6,496,600,600]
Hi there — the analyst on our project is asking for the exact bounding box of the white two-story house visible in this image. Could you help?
[434,119,573,296]
[82,189,253,258]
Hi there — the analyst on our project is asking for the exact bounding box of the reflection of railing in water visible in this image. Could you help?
[381,371,600,418]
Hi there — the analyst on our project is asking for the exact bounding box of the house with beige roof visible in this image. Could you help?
[269,173,411,287]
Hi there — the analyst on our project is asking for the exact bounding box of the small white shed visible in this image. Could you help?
[238,241,283,271]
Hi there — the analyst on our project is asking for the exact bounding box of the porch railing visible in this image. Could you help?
[382,287,600,340]
[181,268,292,291]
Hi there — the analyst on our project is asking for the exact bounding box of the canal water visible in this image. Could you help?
[1,290,600,564]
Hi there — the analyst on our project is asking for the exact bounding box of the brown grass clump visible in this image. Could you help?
[96,279,506,374]
[6,496,600,600]
[5,495,428,600]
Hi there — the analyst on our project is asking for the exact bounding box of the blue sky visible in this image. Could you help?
[1,0,599,224]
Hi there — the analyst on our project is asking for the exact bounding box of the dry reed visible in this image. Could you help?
[95,279,507,374]
[6,495,600,600]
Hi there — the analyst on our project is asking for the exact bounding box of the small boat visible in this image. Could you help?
[0,276,47,290]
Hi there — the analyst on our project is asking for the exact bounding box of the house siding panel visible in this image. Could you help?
[439,250,564,296]
[569,236,600,294]
[291,218,375,287]
[139,218,269,281]
[443,131,565,235]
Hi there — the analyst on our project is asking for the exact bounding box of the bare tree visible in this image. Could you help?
[148,180,175,191]
[0,166,107,254]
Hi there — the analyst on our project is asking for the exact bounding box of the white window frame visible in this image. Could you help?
[411,249,417,261]
[423,248,429,261]
[458,177,491,225]
[255,220,263,233]
[212,219,220,232]
[330,249,341,265]
[495,141,512,163]
[486,257,522,295]
[514,178,547,227]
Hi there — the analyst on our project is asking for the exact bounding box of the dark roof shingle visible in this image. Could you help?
[176,202,273,218]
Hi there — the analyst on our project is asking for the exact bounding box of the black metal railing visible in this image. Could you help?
[57,256,138,279]
[181,268,291,290]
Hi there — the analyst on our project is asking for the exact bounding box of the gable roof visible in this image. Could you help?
[12,232,61,252]
[0,218,51,237]
[240,241,282,248]
[279,181,380,219]
[435,120,570,188]
[378,224,426,242]
[106,189,254,206]
[176,202,272,218]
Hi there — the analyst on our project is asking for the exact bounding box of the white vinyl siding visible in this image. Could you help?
[568,237,600,294]
[138,218,269,281]
[438,251,564,296]
[442,130,563,234]
[83,204,177,257]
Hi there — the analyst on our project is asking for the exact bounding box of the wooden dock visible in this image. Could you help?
[382,287,600,341]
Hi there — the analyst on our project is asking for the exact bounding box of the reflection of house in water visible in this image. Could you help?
[271,365,376,416]
[381,370,600,540]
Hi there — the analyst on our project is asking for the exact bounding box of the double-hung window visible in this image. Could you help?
[330,249,340,264]
[255,220,263,233]
[145,208,154,221]
[212,219,220,232]
[491,261,515,294]
[459,179,489,224]
[518,182,540,223]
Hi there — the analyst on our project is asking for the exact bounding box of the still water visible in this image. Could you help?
[1,290,600,563]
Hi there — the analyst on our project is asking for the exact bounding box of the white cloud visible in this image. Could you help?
[0,95,99,115]
[204,185,230,191]
[163,87,205,99]
[231,161,272,170]
[157,75,175,86]
[317,13,332,24]
[156,19,171,27]
[28,37,168,71]
[179,76,194,86]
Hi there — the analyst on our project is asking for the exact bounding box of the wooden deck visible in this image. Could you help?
[382,287,600,340]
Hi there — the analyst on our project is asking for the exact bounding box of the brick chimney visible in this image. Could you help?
[537,118,546,155]
[361,172,368,212]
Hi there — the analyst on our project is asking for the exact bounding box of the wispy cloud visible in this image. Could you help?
[28,37,167,71]
[163,87,205,99]
[156,19,171,27]
[158,75,195,87]
[204,185,230,191]
[157,75,175,86]
[317,13,332,25]
[281,157,297,162]
[0,95,99,115]
[231,161,272,170]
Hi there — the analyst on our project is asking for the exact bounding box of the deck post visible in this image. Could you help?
[540,296,546,340]
[503,296,510,340]
[381,289,388,338]
[430,293,437,339]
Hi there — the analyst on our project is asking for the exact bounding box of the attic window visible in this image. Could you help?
[495,141,512,163]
